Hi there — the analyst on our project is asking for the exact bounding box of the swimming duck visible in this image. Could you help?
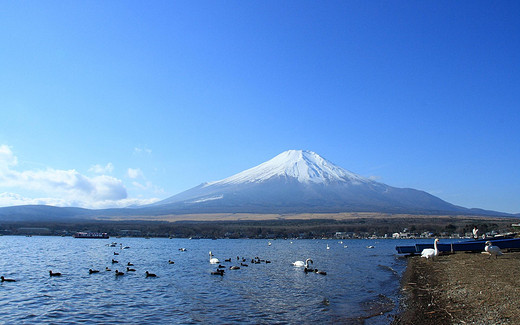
[89,269,100,274]
[115,270,124,276]
[126,267,136,272]
[145,271,157,277]
[1,276,16,282]
[49,270,61,276]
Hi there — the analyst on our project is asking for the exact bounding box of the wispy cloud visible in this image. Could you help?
[89,163,114,174]
[133,147,152,155]
[127,168,143,179]
[0,145,159,208]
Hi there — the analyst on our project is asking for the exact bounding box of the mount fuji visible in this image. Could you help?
[148,150,469,215]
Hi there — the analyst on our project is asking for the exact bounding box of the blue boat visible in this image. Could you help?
[396,236,520,254]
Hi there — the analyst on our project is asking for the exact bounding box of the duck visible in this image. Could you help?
[127,262,134,266]
[421,238,439,260]
[113,252,119,255]
[224,258,231,262]
[105,267,111,271]
[112,259,118,264]
[1,276,16,282]
[484,241,503,259]
[211,269,224,276]
[240,263,249,267]
[314,269,327,275]
[145,271,157,277]
[179,248,186,251]
[126,267,136,272]
[168,260,175,264]
[89,269,100,274]
[115,270,124,276]
[229,266,240,270]
[218,264,226,269]
[49,270,61,276]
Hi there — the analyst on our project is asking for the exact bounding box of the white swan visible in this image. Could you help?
[304,258,314,272]
[292,260,304,267]
[293,258,312,267]
[209,251,219,264]
[421,238,439,259]
[484,241,503,259]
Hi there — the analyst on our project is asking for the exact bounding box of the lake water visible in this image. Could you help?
[0,236,419,324]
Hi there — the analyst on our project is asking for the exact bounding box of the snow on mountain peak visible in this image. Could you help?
[204,150,371,187]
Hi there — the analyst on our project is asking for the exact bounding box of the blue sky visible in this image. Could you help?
[1,1,519,213]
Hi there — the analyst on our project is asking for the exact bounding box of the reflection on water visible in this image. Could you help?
[0,236,409,324]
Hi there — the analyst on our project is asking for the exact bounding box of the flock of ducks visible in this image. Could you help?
[1,241,338,283]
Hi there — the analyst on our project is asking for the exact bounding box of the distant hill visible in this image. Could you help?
[0,150,514,222]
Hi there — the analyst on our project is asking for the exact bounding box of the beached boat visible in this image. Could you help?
[73,232,109,239]
[396,236,520,254]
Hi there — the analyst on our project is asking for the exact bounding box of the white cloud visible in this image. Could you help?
[0,145,160,209]
[127,168,143,179]
[0,145,18,169]
[133,147,152,155]
[89,163,114,174]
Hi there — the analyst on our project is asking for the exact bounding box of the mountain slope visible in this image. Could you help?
[149,150,469,214]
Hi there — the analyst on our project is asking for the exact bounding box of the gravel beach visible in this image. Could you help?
[393,250,520,324]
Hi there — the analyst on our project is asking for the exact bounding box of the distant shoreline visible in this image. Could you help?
[393,250,520,324]
[1,214,518,239]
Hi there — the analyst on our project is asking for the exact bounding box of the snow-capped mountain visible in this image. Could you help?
[150,150,467,214]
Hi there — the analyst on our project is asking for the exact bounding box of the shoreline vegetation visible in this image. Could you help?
[0,214,518,238]
[393,250,520,324]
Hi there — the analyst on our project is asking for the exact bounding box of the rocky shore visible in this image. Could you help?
[393,250,520,324]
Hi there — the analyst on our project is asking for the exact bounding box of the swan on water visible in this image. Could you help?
[484,241,503,259]
[303,258,314,272]
[209,251,220,264]
[421,238,439,259]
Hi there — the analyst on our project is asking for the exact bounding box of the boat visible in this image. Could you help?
[73,232,109,239]
[396,236,520,254]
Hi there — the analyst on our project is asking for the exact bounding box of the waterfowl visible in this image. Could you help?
[126,267,136,272]
[112,259,118,264]
[1,276,16,282]
[421,238,439,260]
[211,269,224,276]
[241,263,249,267]
[145,271,157,277]
[218,264,226,269]
[127,262,134,266]
[168,260,175,264]
[229,266,240,270]
[89,269,100,274]
[115,270,124,276]
[113,252,119,255]
[303,259,314,273]
[293,260,305,267]
[224,258,231,262]
[265,260,271,264]
[209,251,219,264]
[314,269,327,275]
[105,267,111,271]
[49,270,61,276]
[179,248,186,251]
[484,241,503,259]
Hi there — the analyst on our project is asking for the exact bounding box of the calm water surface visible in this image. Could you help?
[0,236,422,324]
